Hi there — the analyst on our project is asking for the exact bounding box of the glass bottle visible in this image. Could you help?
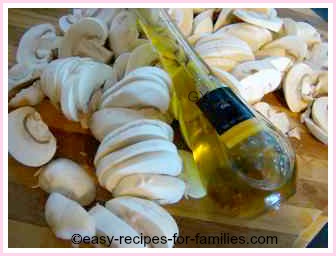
[133,8,296,218]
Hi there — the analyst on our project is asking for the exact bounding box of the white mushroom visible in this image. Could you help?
[192,9,214,35]
[301,97,328,144]
[305,42,328,70]
[9,106,56,167]
[45,193,95,241]
[89,204,145,248]
[36,158,96,205]
[233,8,283,32]
[213,8,234,31]
[168,8,193,36]
[104,52,131,89]
[108,10,144,57]
[283,63,315,112]
[89,108,172,142]
[216,22,272,51]
[9,80,45,108]
[257,35,308,62]
[314,71,328,96]
[105,196,179,248]
[16,23,58,69]
[178,150,206,199]
[8,64,40,93]
[59,17,113,63]
[113,174,185,204]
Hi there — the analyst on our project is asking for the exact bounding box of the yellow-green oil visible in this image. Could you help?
[138,14,296,218]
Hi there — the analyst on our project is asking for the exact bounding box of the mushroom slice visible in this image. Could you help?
[214,8,234,31]
[168,8,193,36]
[216,22,272,51]
[125,43,159,74]
[301,100,328,144]
[94,119,173,164]
[259,35,308,62]
[36,158,96,206]
[8,64,40,93]
[283,63,314,112]
[9,106,56,167]
[238,69,282,104]
[192,9,214,35]
[105,196,179,248]
[314,71,328,96]
[305,42,328,70]
[108,10,143,57]
[311,96,328,132]
[282,18,321,47]
[98,150,182,192]
[45,193,95,240]
[89,204,145,248]
[233,9,283,32]
[9,80,45,108]
[104,52,131,90]
[58,14,81,34]
[16,23,57,69]
[232,56,292,80]
[210,67,242,95]
[113,174,185,205]
[178,150,206,199]
[89,107,171,141]
[59,17,112,63]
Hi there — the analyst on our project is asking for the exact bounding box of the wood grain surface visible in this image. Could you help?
[8,8,328,248]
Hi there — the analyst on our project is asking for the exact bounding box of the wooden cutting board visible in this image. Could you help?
[8,8,328,248]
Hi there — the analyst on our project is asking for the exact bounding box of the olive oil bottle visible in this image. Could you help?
[134,8,296,218]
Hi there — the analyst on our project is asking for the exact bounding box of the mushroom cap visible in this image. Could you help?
[283,63,313,112]
[233,9,283,32]
[45,193,95,240]
[105,196,179,248]
[168,8,193,36]
[38,158,96,205]
[9,106,56,167]
[312,96,328,132]
[89,204,145,248]
[214,8,234,31]
[216,22,272,51]
[192,9,214,35]
[113,174,185,205]
[104,52,131,89]
[59,17,108,58]
[16,23,56,69]
[8,64,39,93]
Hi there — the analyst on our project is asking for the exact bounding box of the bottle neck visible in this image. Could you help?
[133,8,221,95]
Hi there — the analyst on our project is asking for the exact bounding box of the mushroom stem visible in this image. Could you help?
[77,40,113,63]
[24,112,52,144]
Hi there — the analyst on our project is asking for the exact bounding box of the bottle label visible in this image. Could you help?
[197,87,255,135]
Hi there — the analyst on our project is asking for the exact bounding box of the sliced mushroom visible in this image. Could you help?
[314,71,328,96]
[105,196,179,248]
[305,42,328,70]
[301,98,328,144]
[178,150,206,199]
[213,8,234,31]
[283,63,314,112]
[36,158,96,205]
[258,35,308,62]
[113,174,185,205]
[108,10,143,57]
[89,204,145,248]
[233,9,283,32]
[94,119,173,163]
[168,8,193,36]
[59,17,113,63]
[125,42,159,74]
[282,18,321,47]
[45,193,95,241]
[9,80,45,108]
[192,9,214,34]
[216,22,272,51]
[9,106,56,167]
[311,96,328,132]
[232,56,292,80]
[16,23,58,69]
[238,69,282,104]
[89,108,172,142]
[8,64,40,93]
